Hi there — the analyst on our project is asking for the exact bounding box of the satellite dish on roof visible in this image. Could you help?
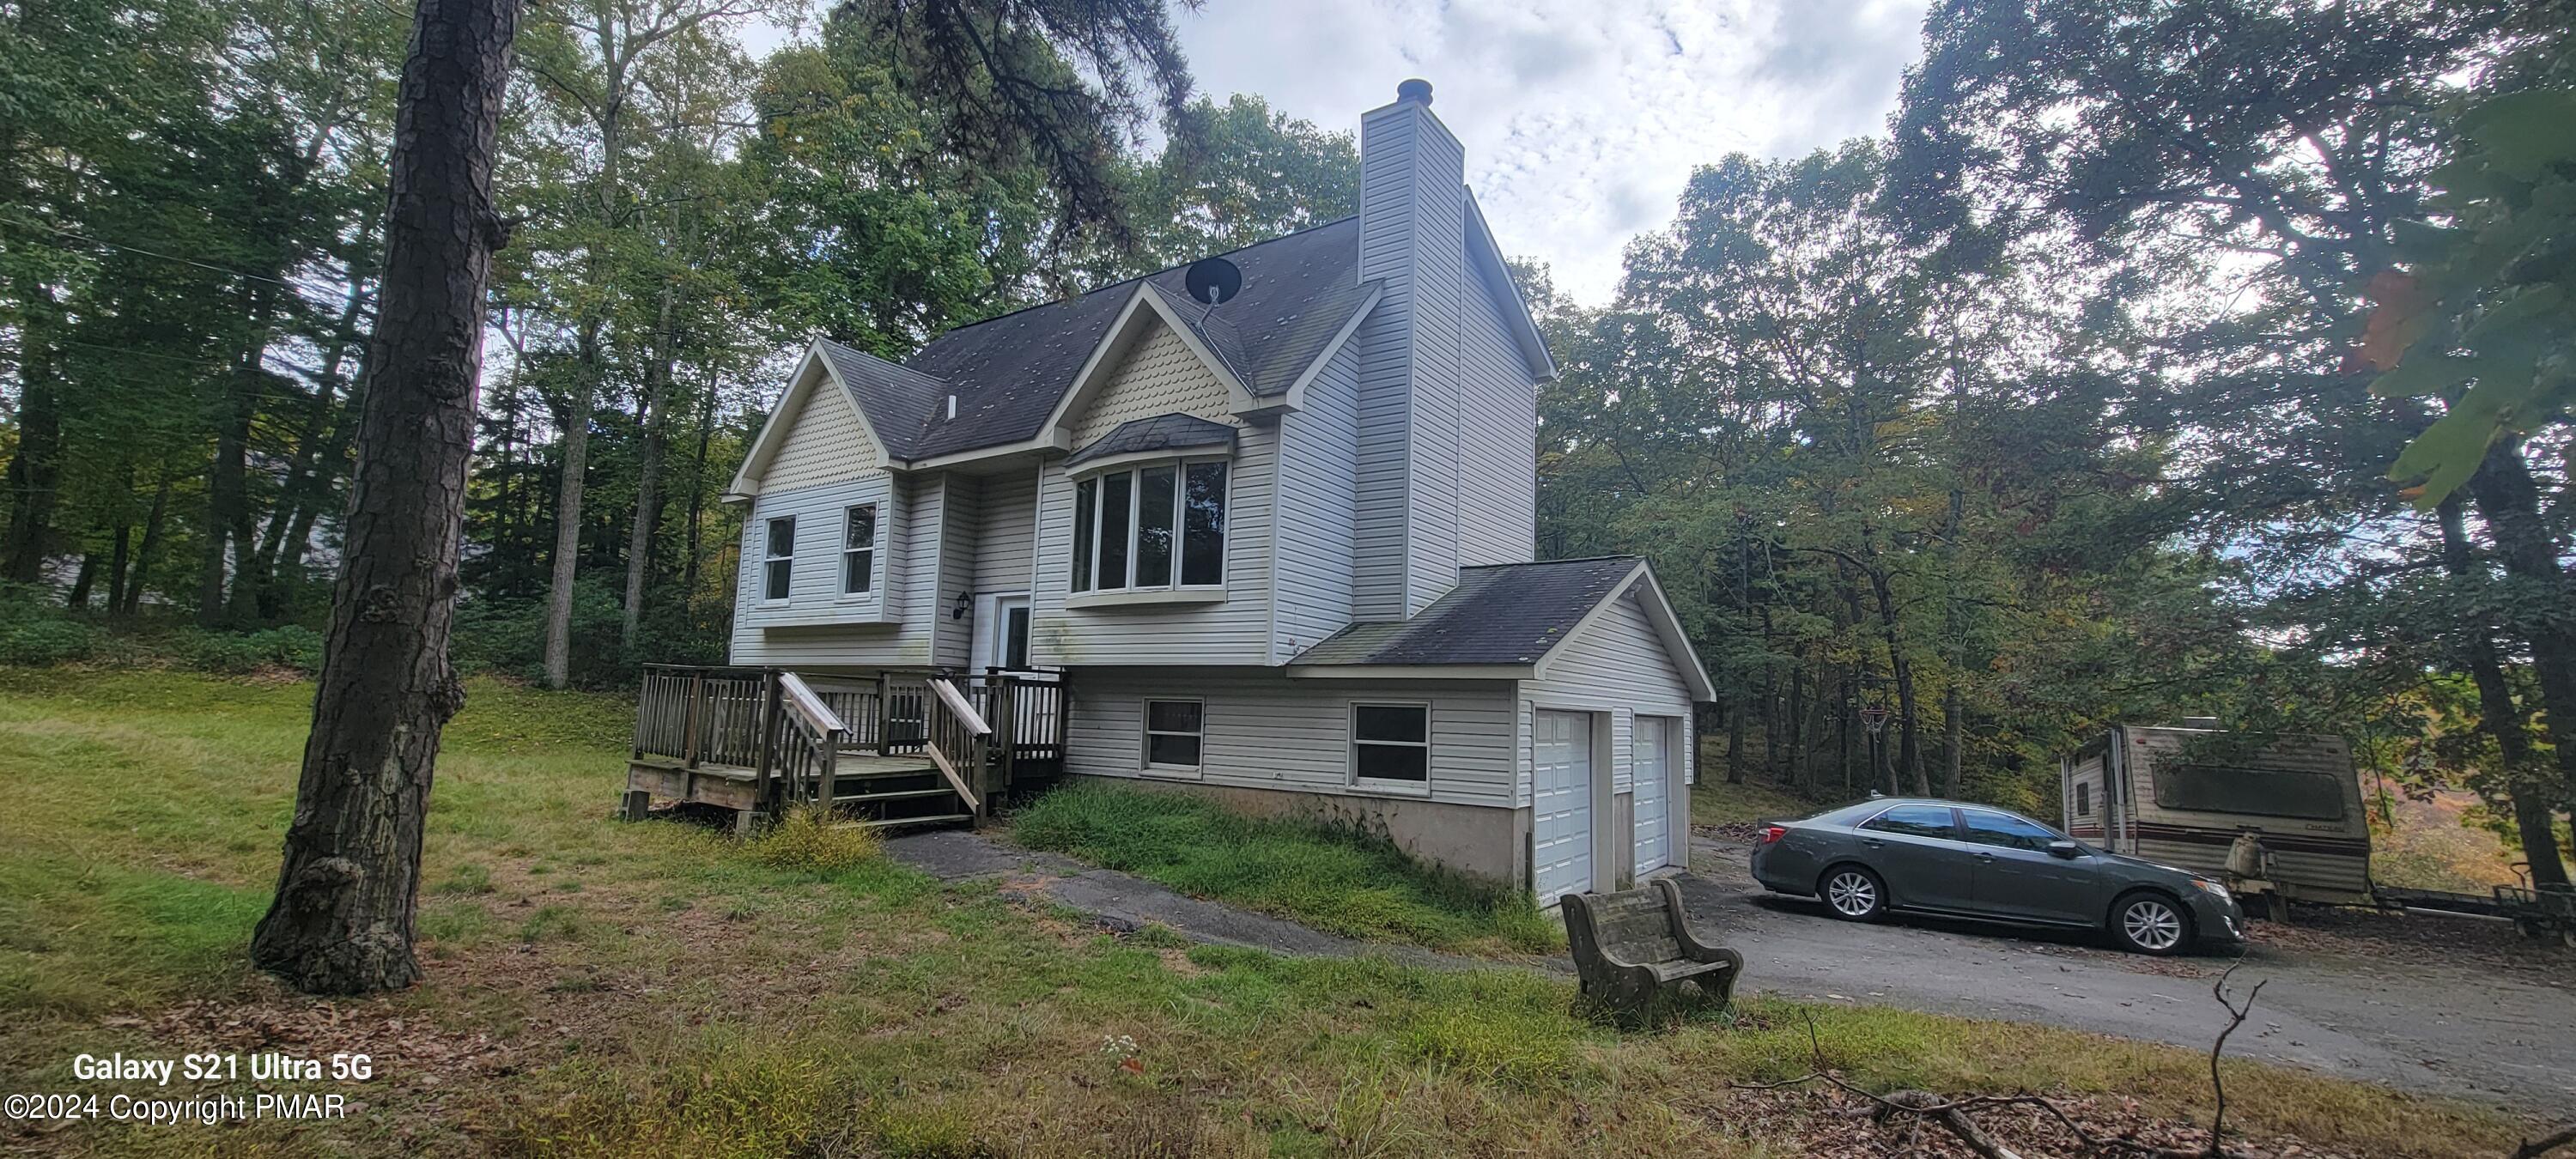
[1183,257,1242,306]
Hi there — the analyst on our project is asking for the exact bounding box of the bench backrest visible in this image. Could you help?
[1564,885,1683,967]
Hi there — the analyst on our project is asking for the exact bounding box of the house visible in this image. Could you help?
[640,80,1715,902]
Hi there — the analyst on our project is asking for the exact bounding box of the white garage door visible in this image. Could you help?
[1633,716,1671,874]
[1532,710,1594,902]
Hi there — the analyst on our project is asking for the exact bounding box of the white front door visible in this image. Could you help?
[976,593,1032,671]
[1532,709,1595,903]
[1633,716,1671,874]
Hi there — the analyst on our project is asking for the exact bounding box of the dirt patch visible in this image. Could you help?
[2249,905,2576,983]
[1716,1085,2377,1159]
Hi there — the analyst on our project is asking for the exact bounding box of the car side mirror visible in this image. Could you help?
[2047,840,2084,860]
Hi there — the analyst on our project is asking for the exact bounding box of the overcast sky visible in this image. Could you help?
[748,1,1930,305]
[1170,0,1931,304]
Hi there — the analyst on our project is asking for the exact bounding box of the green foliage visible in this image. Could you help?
[743,804,885,876]
[2371,84,2576,504]
[1011,783,1560,954]
[169,625,323,674]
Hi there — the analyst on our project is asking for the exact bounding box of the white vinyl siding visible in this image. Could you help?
[1065,668,1516,805]
[974,464,1041,595]
[932,474,980,668]
[1455,271,1538,567]
[1031,427,1277,665]
[1515,591,1697,804]
[1272,341,1361,661]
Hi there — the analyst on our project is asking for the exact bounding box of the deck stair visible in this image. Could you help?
[623,664,1066,832]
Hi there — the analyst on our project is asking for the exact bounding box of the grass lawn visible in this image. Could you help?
[0,669,2541,1157]
[1008,781,1560,956]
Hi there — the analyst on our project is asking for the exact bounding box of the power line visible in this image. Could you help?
[0,210,312,289]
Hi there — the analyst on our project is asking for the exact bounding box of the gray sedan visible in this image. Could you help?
[1748,798,2246,955]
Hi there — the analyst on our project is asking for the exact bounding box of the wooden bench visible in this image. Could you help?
[1562,877,1744,1015]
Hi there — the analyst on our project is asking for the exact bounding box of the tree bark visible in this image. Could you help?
[1,276,63,585]
[249,0,519,996]
[542,342,597,689]
[121,470,173,616]
[619,284,678,653]
[2437,495,2567,887]
[2464,444,2576,884]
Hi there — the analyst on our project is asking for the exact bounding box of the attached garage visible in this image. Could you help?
[1532,710,1595,902]
[1633,716,1673,874]
[1286,556,1715,901]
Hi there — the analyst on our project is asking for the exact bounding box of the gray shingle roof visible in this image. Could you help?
[817,217,1373,463]
[1291,556,1646,667]
[1064,413,1240,467]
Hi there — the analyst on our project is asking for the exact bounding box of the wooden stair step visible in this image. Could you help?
[831,787,957,805]
[834,813,972,831]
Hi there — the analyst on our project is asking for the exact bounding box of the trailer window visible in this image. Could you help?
[2154,763,2346,821]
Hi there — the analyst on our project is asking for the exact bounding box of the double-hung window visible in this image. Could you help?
[1069,459,1227,593]
[1351,703,1430,788]
[762,516,795,601]
[841,503,877,595]
[1144,699,1203,770]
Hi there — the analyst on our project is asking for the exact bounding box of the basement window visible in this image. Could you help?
[1350,702,1431,788]
[762,516,794,602]
[1144,699,1203,771]
[1069,458,1227,593]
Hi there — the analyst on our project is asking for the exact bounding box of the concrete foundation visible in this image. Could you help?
[1067,775,1531,889]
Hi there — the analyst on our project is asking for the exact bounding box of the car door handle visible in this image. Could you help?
[1860,838,1883,849]
[1975,852,1995,862]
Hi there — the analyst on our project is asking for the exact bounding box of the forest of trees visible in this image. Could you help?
[3,0,2570,879]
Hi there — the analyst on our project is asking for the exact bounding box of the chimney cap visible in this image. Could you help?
[1396,78,1433,106]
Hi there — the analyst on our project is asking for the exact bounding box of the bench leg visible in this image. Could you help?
[622,790,651,822]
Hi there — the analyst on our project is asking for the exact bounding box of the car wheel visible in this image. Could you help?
[1819,865,1886,922]
[2110,892,2191,956]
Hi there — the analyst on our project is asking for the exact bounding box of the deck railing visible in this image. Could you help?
[635,664,1067,818]
[769,672,845,805]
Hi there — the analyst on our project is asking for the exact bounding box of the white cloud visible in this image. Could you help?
[1171,0,1929,303]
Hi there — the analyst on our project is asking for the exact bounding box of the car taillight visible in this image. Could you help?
[1759,825,1788,845]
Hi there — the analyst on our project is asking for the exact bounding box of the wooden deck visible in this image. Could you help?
[623,665,1067,832]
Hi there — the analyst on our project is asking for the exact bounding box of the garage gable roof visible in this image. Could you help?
[1288,556,1715,700]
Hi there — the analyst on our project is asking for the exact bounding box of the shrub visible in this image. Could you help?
[744,804,884,875]
[0,617,102,666]
[173,625,324,675]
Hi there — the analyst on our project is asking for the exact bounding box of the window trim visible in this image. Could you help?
[1856,803,1960,840]
[838,502,878,599]
[1957,807,2066,852]
[1067,454,1230,597]
[1142,697,1205,777]
[761,515,796,604]
[1348,701,1433,796]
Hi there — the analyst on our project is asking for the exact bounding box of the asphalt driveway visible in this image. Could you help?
[1683,834,2576,1113]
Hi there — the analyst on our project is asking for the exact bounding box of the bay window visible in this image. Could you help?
[1069,458,1227,593]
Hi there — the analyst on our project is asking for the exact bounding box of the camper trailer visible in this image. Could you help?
[2061,723,2372,908]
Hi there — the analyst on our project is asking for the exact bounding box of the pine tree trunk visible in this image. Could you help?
[2464,446,2576,883]
[619,287,678,653]
[122,470,173,616]
[0,278,62,585]
[543,350,596,688]
[249,0,519,996]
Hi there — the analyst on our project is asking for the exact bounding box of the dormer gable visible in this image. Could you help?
[1039,283,1267,451]
[727,343,892,500]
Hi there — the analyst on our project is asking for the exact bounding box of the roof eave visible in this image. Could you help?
[1284,663,1539,681]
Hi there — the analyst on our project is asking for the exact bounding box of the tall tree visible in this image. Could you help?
[249,0,520,994]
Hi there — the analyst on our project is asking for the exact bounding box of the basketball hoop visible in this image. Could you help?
[1859,706,1891,735]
